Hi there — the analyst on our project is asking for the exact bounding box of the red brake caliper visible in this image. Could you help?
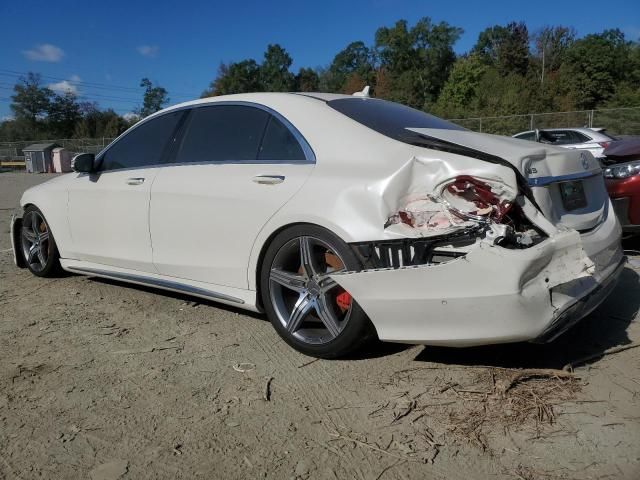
[336,290,352,312]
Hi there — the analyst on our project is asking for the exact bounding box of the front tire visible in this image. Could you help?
[20,206,61,277]
[260,225,375,359]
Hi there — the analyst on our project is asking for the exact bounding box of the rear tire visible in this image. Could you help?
[20,206,61,277]
[260,224,375,359]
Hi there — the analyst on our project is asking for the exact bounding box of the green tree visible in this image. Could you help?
[473,22,530,76]
[260,44,295,91]
[10,73,53,129]
[295,68,320,91]
[202,60,262,96]
[137,78,169,117]
[325,41,374,92]
[47,92,82,137]
[434,55,487,117]
[374,18,462,108]
[533,26,576,82]
[559,29,633,109]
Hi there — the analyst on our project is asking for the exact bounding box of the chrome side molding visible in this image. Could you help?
[528,170,600,187]
[66,266,245,304]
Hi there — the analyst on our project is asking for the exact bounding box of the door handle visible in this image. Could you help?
[126,177,145,185]
[252,175,285,185]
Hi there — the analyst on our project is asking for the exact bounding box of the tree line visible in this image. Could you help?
[2,18,639,143]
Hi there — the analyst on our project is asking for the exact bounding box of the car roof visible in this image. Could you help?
[158,92,349,112]
[513,127,613,140]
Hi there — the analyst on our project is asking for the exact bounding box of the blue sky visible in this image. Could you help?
[1,0,638,119]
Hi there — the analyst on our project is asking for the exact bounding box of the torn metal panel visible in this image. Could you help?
[371,155,519,239]
[350,229,477,269]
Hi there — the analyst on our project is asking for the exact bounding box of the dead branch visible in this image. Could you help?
[497,369,575,396]
[563,342,640,371]
[263,376,273,401]
[374,459,404,480]
[391,400,417,424]
[328,430,418,462]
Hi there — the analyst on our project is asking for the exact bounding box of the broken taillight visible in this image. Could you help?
[442,175,513,222]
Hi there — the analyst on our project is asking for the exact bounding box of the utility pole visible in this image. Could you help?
[541,47,545,85]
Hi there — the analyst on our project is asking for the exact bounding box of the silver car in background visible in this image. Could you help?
[513,127,617,160]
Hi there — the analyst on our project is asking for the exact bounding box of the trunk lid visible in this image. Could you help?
[408,128,607,231]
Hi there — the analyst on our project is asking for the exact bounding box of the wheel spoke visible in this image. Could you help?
[315,295,341,338]
[299,236,317,278]
[37,248,46,267]
[287,293,314,333]
[318,274,341,294]
[270,268,306,292]
[38,230,49,242]
[27,245,38,264]
[22,227,36,241]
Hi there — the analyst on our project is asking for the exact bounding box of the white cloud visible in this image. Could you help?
[23,44,64,62]
[122,112,140,122]
[2,115,15,122]
[137,45,159,58]
[48,76,80,95]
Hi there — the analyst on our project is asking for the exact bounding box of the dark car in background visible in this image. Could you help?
[603,138,640,235]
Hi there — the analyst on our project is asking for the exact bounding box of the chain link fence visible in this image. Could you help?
[0,137,115,162]
[2,106,639,163]
[448,106,640,136]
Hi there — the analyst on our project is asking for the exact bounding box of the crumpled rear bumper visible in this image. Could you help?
[331,220,624,347]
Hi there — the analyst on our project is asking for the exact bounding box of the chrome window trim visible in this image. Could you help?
[528,170,600,187]
[96,100,316,171]
[66,266,245,304]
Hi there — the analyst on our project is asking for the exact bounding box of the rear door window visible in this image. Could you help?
[100,111,184,171]
[176,105,269,163]
[258,116,306,161]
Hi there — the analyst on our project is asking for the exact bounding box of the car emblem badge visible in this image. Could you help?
[580,153,589,170]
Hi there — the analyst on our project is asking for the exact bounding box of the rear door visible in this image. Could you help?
[150,103,314,289]
[67,110,185,271]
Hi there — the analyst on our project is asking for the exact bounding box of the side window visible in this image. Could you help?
[515,132,535,141]
[176,105,269,163]
[100,111,183,171]
[258,116,306,161]
[572,131,591,143]
[547,131,574,145]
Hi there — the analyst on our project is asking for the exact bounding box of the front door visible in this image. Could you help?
[67,110,185,272]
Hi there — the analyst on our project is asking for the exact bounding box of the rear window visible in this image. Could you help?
[327,98,465,144]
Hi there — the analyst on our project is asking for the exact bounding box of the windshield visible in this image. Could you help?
[327,98,465,145]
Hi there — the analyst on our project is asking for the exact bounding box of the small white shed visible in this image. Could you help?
[52,148,74,173]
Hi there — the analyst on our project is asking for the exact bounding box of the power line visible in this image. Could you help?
[0,69,200,99]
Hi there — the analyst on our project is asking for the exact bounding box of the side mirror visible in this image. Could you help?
[72,153,96,173]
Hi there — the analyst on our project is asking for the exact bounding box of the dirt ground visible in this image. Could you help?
[1,172,639,480]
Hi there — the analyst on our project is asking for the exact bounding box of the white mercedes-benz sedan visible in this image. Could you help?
[11,91,625,358]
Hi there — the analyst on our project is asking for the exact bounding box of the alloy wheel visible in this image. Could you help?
[21,210,50,272]
[269,236,352,345]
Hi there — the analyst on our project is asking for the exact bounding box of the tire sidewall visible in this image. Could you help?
[21,206,60,277]
[260,224,374,359]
